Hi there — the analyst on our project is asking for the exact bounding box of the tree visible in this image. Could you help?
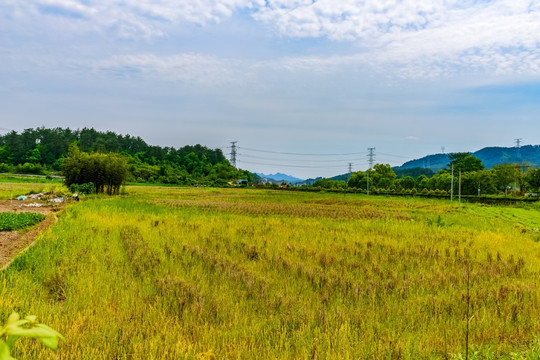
[448,152,484,172]
[492,163,522,197]
[348,171,367,190]
[62,143,128,194]
[313,178,346,189]
[525,168,540,197]
[397,176,415,190]
[370,164,396,189]
[415,174,430,190]
[23,145,42,164]
[0,146,9,164]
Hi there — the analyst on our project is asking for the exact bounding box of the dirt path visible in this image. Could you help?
[0,199,66,270]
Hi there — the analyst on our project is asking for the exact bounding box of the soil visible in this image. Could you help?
[0,198,66,270]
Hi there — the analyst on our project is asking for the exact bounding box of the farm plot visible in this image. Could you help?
[2,187,540,359]
[0,212,45,231]
[0,198,63,270]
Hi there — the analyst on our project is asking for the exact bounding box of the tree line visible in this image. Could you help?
[0,127,251,186]
[312,153,540,197]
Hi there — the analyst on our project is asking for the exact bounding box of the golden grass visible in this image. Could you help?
[1,186,540,359]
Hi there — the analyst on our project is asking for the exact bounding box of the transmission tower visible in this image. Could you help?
[367,147,376,169]
[348,163,353,174]
[230,141,237,168]
[515,138,522,159]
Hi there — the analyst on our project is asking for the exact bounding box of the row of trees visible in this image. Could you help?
[0,127,251,186]
[315,153,540,197]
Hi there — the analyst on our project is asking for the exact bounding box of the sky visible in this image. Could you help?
[1,0,540,179]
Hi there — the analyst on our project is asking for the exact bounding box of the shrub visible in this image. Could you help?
[0,163,10,173]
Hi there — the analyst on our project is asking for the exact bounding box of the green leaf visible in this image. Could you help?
[37,337,58,351]
[4,336,18,349]
[5,313,19,327]
[5,326,58,339]
[23,316,37,324]
[0,341,16,360]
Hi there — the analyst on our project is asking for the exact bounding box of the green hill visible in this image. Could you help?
[0,127,250,185]
[396,145,540,172]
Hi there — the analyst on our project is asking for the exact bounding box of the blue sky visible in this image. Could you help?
[1,0,539,178]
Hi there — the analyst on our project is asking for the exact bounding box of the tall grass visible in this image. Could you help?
[0,182,67,200]
[1,187,540,358]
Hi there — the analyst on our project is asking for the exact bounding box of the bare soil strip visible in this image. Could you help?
[0,199,65,270]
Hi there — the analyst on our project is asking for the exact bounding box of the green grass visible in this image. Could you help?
[0,174,63,184]
[0,182,67,200]
[0,212,46,231]
[2,187,540,359]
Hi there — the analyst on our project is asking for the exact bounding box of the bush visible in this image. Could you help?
[0,163,10,173]
[62,144,128,195]
[15,162,46,175]
[69,182,95,195]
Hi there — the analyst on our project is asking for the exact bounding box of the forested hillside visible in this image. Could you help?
[0,127,251,185]
[397,145,540,172]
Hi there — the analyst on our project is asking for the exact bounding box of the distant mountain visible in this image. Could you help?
[396,153,451,172]
[396,145,540,172]
[256,172,304,183]
[473,145,540,168]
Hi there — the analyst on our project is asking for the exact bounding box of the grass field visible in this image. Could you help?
[0,182,66,201]
[2,186,540,359]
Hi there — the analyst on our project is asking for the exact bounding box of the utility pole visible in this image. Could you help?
[367,169,370,195]
[230,141,237,168]
[450,164,454,201]
[367,148,375,196]
[367,147,376,169]
[458,170,462,208]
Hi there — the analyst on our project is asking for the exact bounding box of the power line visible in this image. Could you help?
[377,151,412,159]
[238,153,368,163]
[238,146,366,157]
[238,159,358,169]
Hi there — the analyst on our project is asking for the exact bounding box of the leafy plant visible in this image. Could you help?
[0,213,46,231]
[0,312,64,360]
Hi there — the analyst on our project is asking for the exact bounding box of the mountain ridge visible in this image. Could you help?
[395,145,540,172]
[256,172,304,183]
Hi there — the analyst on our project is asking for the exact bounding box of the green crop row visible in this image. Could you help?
[0,212,46,231]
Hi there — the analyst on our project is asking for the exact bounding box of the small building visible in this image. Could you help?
[236,179,249,187]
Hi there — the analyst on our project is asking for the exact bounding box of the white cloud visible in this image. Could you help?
[2,0,539,80]
[96,53,246,86]
[1,0,263,38]
[254,0,451,41]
